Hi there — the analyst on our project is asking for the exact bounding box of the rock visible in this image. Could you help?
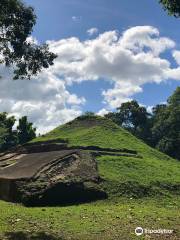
[0,144,107,206]
[15,219,21,222]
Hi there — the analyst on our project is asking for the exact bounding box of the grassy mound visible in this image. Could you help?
[1,115,179,239]
[32,115,180,198]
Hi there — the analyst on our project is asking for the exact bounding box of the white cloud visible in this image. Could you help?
[102,82,142,108]
[146,106,153,114]
[172,50,180,65]
[120,26,175,56]
[47,26,179,108]
[72,16,82,22]
[97,108,109,116]
[87,28,99,36]
[1,26,180,133]
[0,67,84,133]
[26,36,38,45]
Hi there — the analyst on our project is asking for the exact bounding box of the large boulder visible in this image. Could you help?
[0,144,107,206]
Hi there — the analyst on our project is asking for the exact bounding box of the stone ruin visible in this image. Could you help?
[0,142,107,206]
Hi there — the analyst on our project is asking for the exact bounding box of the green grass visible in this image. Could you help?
[31,116,152,151]
[0,197,179,240]
[31,116,174,160]
[32,116,180,197]
[98,155,180,198]
[1,116,180,239]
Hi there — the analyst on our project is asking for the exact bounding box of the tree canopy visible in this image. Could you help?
[105,87,180,160]
[0,113,36,151]
[152,87,180,159]
[0,0,57,79]
[106,100,152,145]
[159,0,180,17]
[17,116,36,144]
[0,112,17,150]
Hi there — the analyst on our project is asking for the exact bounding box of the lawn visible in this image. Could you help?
[0,116,179,239]
[0,196,179,240]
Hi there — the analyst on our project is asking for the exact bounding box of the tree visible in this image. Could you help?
[0,112,17,150]
[152,87,180,159]
[105,89,180,159]
[106,100,152,143]
[116,101,149,132]
[0,127,8,149]
[0,0,57,80]
[105,111,122,126]
[159,0,180,17]
[168,86,180,106]
[17,116,36,144]
[0,113,36,151]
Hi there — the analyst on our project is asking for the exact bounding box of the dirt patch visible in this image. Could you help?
[0,140,140,205]
[0,148,107,206]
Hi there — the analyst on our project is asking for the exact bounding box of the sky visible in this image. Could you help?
[0,0,180,133]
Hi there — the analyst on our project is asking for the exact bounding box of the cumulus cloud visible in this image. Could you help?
[87,28,99,36]
[47,26,180,108]
[119,26,175,56]
[172,50,180,65]
[97,108,109,116]
[0,66,84,133]
[1,26,180,133]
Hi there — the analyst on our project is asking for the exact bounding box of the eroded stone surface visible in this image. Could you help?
[0,145,106,206]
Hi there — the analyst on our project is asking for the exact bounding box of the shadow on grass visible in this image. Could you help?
[2,232,64,240]
[23,182,107,207]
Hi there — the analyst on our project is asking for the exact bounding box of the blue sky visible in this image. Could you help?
[0,1,179,133]
[26,0,180,41]
[25,0,179,112]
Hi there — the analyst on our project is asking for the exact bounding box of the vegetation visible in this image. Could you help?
[0,197,179,240]
[33,115,180,196]
[0,113,17,151]
[151,87,180,160]
[0,0,57,79]
[105,87,180,160]
[0,113,36,151]
[1,115,180,239]
[17,116,36,144]
[0,1,179,239]
[105,100,152,145]
[159,0,180,17]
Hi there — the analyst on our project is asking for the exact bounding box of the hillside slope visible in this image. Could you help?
[0,115,179,239]
[32,115,180,198]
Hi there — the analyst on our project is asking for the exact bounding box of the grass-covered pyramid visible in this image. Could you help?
[0,115,179,239]
[32,115,180,199]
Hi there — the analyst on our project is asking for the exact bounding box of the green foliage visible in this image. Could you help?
[76,111,96,120]
[1,112,180,239]
[0,127,8,147]
[159,0,180,17]
[0,112,17,151]
[168,86,180,105]
[116,100,149,131]
[2,115,180,239]
[105,100,152,145]
[104,88,180,160]
[17,116,36,144]
[152,87,180,159]
[0,0,57,79]
[32,115,179,196]
[0,113,36,150]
